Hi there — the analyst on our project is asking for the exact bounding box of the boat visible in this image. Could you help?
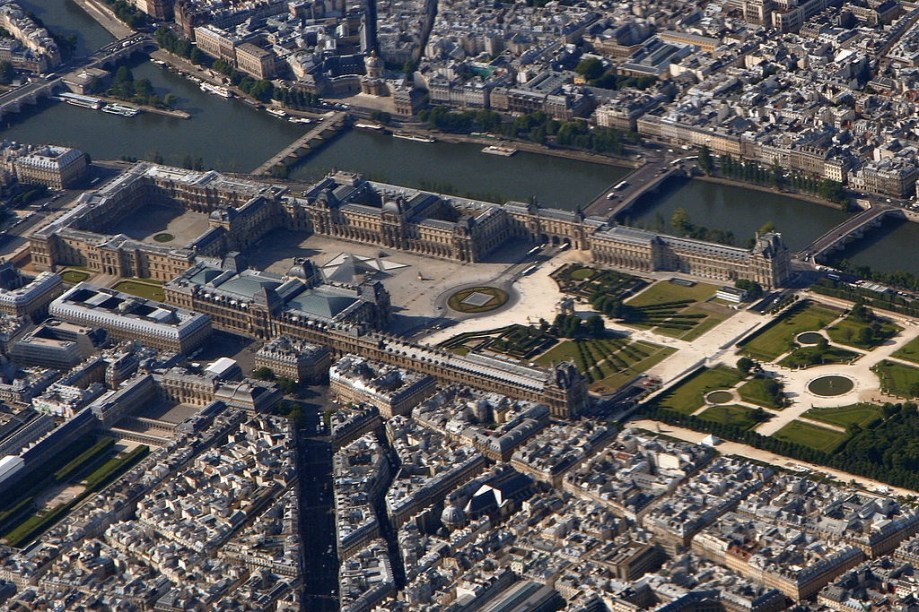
[288,117,313,124]
[266,107,288,118]
[392,132,435,143]
[102,103,141,117]
[200,82,233,98]
[482,145,518,157]
[354,122,385,131]
[58,92,103,110]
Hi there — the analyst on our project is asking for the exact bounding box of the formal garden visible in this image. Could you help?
[439,324,555,359]
[551,264,646,301]
[872,360,919,398]
[738,300,841,361]
[534,334,674,392]
[0,435,148,547]
[619,279,733,341]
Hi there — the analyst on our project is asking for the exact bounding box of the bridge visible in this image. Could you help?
[798,203,900,261]
[583,155,681,220]
[252,111,349,176]
[0,34,155,119]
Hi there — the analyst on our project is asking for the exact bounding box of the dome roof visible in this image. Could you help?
[366,52,382,68]
[382,198,404,214]
[441,504,466,528]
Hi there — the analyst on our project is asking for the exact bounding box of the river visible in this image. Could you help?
[7,0,919,275]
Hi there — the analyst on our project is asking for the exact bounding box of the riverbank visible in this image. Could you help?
[69,0,134,39]
[412,130,641,169]
[694,173,848,212]
[96,95,190,119]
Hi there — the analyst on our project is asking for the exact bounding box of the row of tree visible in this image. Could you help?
[671,207,737,246]
[417,106,640,155]
[155,28,206,65]
[211,59,274,102]
[645,400,919,490]
[705,148,847,206]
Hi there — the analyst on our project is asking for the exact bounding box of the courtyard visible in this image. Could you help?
[108,204,212,246]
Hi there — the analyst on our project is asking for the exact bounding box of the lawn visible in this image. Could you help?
[627,279,718,308]
[447,286,508,313]
[535,336,674,393]
[591,342,675,393]
[893,336,919,365]
[61,269,90,284]
[873,360,919,398]
[773,420,848,453]
[698,404,770,430]
[779,345,860,369]
[112,279,165,302]
[737,377,785,409]
[740,301,841,361]
[804,403,883,430]
[655,365,743,414]
[826,316,900,350]
[624,281,731,340]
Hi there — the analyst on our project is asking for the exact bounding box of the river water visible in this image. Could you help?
[7,0,919,275]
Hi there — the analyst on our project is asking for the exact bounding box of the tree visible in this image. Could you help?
[735,279,764,300]
[0,61,14,85]
[252,366,276,381]
[737,357,755,375]
[575,57,605,81]
[758,221,776,235]
[277,377,298,395]
[671,208,691,235]
[586,314,605,338]
[698,145,713,174]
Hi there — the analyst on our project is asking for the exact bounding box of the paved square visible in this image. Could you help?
[108,204,211,246]
[461,291,495,307]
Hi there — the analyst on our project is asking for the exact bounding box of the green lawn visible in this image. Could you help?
[112,280,165,302]
[662,305,731,342]
[627,279,718,308]
[779,345,860,369]
[740,302,840,361]
[698,404,769,430]
[61,269,90,284]
[893,336,919,365]
[826,316,901,350]
[535,336,674,393]
[804,403,882,430]
[569,267,593,281]
[656,365,743,414]
[591,343,675,393]
[873,360,919,398]
[773,420,848,453]
[737,378,785,409]
[624,281,731,341]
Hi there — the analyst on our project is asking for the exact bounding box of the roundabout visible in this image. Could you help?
[446,286,509,314]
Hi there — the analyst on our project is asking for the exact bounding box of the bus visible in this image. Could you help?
[613,180,628,191]
[522,265,539,275]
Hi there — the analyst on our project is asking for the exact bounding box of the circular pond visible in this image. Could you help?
[807,375,854,397]
[706,390,734,404]
[797,332,825,345]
